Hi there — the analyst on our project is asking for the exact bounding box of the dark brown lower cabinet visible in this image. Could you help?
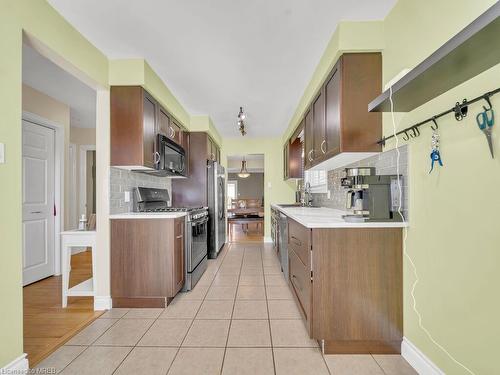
[111,217,185,308]
[287,219,403,354]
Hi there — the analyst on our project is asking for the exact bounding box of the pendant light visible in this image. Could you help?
[237,106,247,136]
[238,157,250,178]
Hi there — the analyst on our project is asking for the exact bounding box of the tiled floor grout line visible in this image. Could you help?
[219,242,245,374]
[166,243,231,375]
[56,311,124,373]
[261,243,278,375]
[372,354,389,375]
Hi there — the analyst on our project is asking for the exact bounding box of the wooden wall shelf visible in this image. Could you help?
[368,2,500,113]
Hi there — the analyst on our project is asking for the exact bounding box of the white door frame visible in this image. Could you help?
[22,111,64,276]
[68,143,77,229]
[79,144,96,219]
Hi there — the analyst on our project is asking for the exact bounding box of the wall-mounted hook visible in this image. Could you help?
[454,99,468,121]
[430,117,439,131]
[409,127,420,138]
[482,95,493,111]
[402,131,410,141]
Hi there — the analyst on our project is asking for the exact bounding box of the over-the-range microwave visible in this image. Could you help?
[154,134,187,178]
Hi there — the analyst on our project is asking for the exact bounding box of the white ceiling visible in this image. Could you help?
[22,44,96,128]
[48,0,395,136]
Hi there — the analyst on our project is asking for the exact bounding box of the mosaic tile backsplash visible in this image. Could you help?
[110,167,172,214]
[311,145,409,220]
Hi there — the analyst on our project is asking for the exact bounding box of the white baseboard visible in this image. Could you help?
[1,354,29,372]
[263,236,272,243]
[94,296,112,311]
[402,337,444,375]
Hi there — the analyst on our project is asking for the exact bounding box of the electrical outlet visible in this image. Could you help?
[390,178,401,209]
[124,191,131,203]
[0,143,4,164]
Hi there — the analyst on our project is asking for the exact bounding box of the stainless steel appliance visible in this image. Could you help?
[278,213,289,281]
[207,161,226,258]
[156,134,186,177]
[341,167,404,222]
[133,187,209,290]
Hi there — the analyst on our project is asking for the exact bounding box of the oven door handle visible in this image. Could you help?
[191,217,209,226]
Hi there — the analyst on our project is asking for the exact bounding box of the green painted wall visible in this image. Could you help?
[382,1,499,373]
[221,137,296,237]
[0,0,109,367]
[190,115,223,147]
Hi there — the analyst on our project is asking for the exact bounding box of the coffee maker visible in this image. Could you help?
[341,167,404,222]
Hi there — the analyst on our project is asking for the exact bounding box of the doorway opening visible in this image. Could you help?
[226,154,265,243]
[22,40,100,366]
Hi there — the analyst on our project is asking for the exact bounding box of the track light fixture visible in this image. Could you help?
[237,106,247,136]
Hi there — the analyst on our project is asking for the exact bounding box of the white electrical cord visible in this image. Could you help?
[389,86,476,375]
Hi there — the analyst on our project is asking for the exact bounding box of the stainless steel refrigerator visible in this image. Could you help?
[207,161,226,258]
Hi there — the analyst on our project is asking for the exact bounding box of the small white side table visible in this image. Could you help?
[61,230,97,308]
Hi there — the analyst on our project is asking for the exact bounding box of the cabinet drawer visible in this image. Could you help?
[288,219,310,267]
[289,248,311,323]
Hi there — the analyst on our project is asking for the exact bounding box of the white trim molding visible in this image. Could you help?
[94,296,112,311]
[1,354,29,373]
[402,337,445,375]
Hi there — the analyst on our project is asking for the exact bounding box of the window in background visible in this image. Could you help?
[227,180,238,208]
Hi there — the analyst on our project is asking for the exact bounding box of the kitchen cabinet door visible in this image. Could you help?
[158,106,170,137]
[143,92,157,168]
[170,119,183,145]
[312,89,326,163]
[304,108,314,169]
[216,146,221,163]
[325,61,341,156]
[173,217,185,294]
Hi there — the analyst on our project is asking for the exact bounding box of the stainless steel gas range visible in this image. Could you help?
[133,187,208,291]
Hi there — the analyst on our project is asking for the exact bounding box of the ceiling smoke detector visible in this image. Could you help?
[237,106,246,136]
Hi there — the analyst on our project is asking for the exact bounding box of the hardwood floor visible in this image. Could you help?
[228,222,264,243]
[23,250,102,367]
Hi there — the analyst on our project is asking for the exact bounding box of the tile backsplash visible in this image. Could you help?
[110,167,172,214]
[311,145,409,219]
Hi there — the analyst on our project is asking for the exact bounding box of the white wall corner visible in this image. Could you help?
[402,337,445,375]
[1,354,29,372]
[94,296,112,311]
[263,236,273,243]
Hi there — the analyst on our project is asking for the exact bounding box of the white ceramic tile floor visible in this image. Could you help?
[34,242,416,374]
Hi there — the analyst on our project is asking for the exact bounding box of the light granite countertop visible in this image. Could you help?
[271,204,408,229]
[109,212,186,219]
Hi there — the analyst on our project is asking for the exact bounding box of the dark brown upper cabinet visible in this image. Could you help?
[301,53,382,170]
[111,86,158,169]
[111,86,189,170]
[206,136,220,163]
[284,121,304,180]
[304,108,314,170]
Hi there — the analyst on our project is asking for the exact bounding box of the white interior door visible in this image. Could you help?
[22,120,55,285]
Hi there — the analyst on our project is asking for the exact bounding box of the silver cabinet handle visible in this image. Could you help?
[31,211,42,214]
[176,235,183,239]
[170,126,175,138]
[211,153,215,161]
[153,151,161,164]
[321,140,326,154]
[307,150,314,162]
